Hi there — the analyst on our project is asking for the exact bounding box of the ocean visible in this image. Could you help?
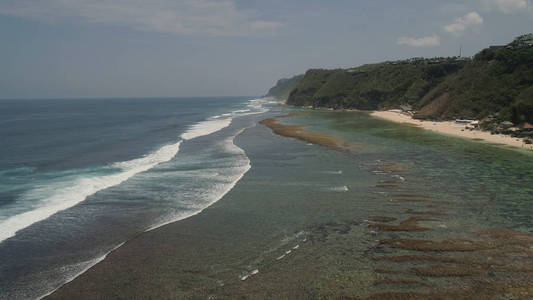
[0,97,274,299]
[47,108,533,298]
[2,99,533,298]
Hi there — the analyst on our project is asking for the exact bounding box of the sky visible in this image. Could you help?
[1,0,533,99]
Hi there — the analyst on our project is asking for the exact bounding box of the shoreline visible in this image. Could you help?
[370,110,533,151]
[43,124,253,299]
[43,106,533,299]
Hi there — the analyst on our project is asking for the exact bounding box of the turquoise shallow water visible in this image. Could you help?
[289,111,533,230]
[48,107,533,299]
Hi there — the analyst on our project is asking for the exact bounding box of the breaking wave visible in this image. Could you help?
[0,142,182,243]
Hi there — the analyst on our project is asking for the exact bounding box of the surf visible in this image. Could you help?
[0,141,182,243]
[180,98,271,141]
[146,128,252,231]
[32,127,254,300]
[181,117,233,140]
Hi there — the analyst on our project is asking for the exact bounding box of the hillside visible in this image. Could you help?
[415,37,533,124]
[266,74,303,100]
[287,60,466,110]
[279,34,533,124]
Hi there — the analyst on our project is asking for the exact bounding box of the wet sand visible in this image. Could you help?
[371,110,533,151]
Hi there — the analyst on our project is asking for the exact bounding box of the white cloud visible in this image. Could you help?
[397,34,441,47]
[481,0,528,13]
[0,0,283,36]
[444,11,484,36]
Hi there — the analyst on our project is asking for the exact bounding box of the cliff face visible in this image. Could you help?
[266,75,303,101]
[414,42,533,123]
[278,34,533,124]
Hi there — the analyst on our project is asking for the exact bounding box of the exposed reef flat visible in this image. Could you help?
[261,111,533,299]
[260,112,349,151]
[47,107,533,299]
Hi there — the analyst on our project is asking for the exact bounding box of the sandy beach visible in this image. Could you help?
[371,110,533,151]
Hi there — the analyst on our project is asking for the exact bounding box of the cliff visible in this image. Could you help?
[415,36,533,124]
[287,60,465,110]
[266,75,303,101]
[275,34,533,124]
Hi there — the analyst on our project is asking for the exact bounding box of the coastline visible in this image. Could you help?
[370,110,533,151]
[45,116,379,299]
[44,106,533,299]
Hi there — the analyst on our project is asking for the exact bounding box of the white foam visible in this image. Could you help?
[11,98,270,298]
[37,242,125,299]
[181,98,269,140]
[391,174,406,181]
[293,244,300,250]
[239,268,259,281]
[211,113,232,119]
[323,170,343,175]
[242,98,271,115]
[372,170,389,174]
[31,127,253,298]
[146,130,251,231]
[240,274,249,281]
[233,109,251,113]
[0,142,182,244]
[281,231,306,244]
[328,186,349,192]
[180,118,232,140]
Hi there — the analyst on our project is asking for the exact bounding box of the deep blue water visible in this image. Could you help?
[0,97,273,299]
[0,98,246,171]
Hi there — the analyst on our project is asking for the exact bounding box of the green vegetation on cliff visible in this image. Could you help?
[416,43,533,123]
[287,60,465,110]
[266,75,303,100]
[279,34,533,124]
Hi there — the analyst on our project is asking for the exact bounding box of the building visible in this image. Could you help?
[507,33,533,49]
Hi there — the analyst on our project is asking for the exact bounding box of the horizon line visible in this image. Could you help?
[0,95,262,101]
